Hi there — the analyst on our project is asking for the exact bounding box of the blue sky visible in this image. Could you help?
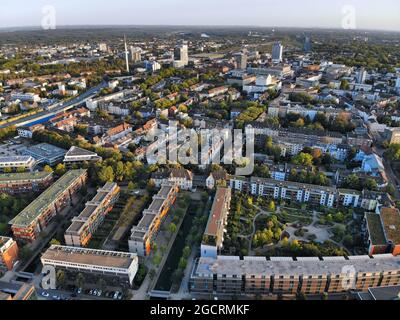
[1,0,400,31]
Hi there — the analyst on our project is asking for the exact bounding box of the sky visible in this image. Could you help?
[1,0,400,31]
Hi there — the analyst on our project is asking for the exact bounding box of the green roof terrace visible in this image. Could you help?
[0,171,52,183]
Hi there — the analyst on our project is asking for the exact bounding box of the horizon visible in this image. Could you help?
[1,0,400,32]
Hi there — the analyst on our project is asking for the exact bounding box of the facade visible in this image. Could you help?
[0,236,19,271]
[233,52,248,70]
[129,183,179,256]
[63,146,102,167]
[151,168,193,190]
[9,169,87,243]
[229,176,371,209]
[190,254,400,297]
[272,42,283,63]
[0,171,53,194]
[201,187,232,258]
[22,143,67,166]
[0,156,36,172]
[364,208,400,256]
[65,182,120,247]
[41,245,138,286]
[174,43,189,67]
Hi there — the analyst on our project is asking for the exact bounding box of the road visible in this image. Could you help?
[0,81,107,129]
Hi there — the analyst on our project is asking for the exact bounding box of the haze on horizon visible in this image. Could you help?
[1,0,400,32]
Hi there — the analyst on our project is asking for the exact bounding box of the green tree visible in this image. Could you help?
[55,163,66,176]
[98,166,114,183]
[44,165,53,173]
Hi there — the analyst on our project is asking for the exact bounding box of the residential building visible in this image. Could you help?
[129,183,179,256]
[190,254,400,296]
[0,171,53,194]
[65,182,120,247]
[151,168,193,190]
[41,245,138,287]
[0,237,19,271]
[0,156,36,172]
[9,169,87,243]
[174,43,189,67]
[201,187,232,258]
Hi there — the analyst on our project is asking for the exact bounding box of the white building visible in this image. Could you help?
[10,92,41,103]
[0,156,36,172]
[41,245,138,286]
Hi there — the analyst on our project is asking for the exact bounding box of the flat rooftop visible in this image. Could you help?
[0,171,51,183]
[65,182,118,234]
[0,156,34,163]
[250,176,337,193]
[24,143,66,159]
[10,169,87,228]
[41,245,136,269]
[193,255,400,278]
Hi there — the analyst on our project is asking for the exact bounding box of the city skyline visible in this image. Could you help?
[1,0,400,32]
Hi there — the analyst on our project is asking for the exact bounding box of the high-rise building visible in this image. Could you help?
[233,52,248,70]
[174,42,189,67]
[124,35,130,73]
[304,35,312,52]
[357,67,367,84]
[130,46,142,63]
[98,43,108,52]
[271,42,283,63]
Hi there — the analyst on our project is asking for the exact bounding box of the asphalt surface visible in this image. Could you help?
[0,81,107,129]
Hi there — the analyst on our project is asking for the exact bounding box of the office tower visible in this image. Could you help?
[98,43,108,52]
[304,35,312,52]
[357,67,367,84]
[130,46,141,63]
[272,42,283,63]
[233,52,248,70]
[124,35,130,73]
[174,42,189,66]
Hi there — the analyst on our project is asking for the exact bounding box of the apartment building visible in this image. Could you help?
[0,171,53,194]
[151,168,194,190]
[129,183,179,256]
[9,169,87,243]
[0,236,19,271]
[229,176,368,209]
[201,187,232,258]
[0,156,36,172]
[41,245,138,287]
[190,254,400,297]
[65,182,120,247]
